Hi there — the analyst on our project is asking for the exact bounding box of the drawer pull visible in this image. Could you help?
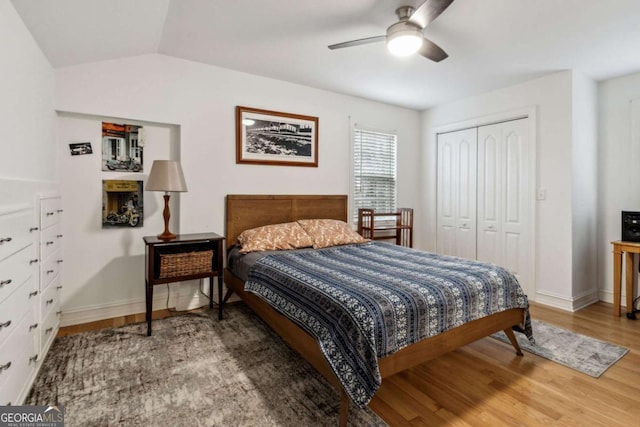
[29,227,39,232]
[46,270,54,274]
[0,279,11,286]
[29,291,38,298]
[46,299,54,305]
[30,259,39,264]
[0,362,11,372]
[56,310,62,316]
[29,323,39,331]
[46,241,54,245]
[46,212,54,216]
[45,327,53,334]
[0,320,11,329]
[0,237,12,244]
[57,259,64,264]
[29,354,38,363]
[56,234,63,238]
[56,286,63,290]
[57,209,64,213]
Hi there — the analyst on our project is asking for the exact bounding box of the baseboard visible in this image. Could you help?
[60,282,240,327]
[534,289,599,312]
[60,284,179,327]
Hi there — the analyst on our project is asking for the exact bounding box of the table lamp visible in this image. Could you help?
[146,160,187,240]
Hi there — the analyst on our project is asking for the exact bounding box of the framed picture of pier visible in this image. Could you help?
[236,106,318,167]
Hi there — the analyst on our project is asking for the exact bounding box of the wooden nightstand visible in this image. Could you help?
[144,232,225,336]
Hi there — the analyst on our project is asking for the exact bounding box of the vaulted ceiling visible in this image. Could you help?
[11,0,640,110]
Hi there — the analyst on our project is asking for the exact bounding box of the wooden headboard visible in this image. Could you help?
[225,194,348,250]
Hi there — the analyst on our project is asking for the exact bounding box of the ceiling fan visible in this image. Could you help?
[328,0,454,61]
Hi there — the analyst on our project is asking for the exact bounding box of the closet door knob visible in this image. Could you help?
[0,320,11,329]
[29,323,39,331]
[0,237,12,244]
[0,362,11,372]
[29,291,38,298]
[29,227,39,232]
[0,279,11,286]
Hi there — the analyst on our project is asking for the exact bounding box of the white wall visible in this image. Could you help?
[598,71,640,304]
[56,113,185,324]
[421,71,575,307]
[0,0,56,204]
[571,71,599,307]
[54,54,421,323]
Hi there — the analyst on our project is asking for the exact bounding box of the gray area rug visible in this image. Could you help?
[492,319,629,377]
[26,304,387,427]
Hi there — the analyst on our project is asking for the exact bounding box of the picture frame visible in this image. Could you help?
[102,180,143,228]
[69,142,93,156]
[101,122,144,172]
[236,106,318,167]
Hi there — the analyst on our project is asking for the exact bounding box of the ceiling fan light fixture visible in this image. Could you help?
[386,22,423,56]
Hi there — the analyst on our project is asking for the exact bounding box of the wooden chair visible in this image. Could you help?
[357,207,413,247]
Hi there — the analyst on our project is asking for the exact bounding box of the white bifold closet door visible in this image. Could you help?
[477,119,530,284]
[436,127,477,259]
[436,118,530,286]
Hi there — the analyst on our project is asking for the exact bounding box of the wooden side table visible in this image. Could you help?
[144,232,224,336]
[611,240,639,317]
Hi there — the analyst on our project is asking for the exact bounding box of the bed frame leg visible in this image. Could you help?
[503,328,523,356]
[339,392,349,427]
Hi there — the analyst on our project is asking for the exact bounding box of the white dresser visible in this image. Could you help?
[0,205,40,405]
[0,194,64,405]
[37,194,63,362]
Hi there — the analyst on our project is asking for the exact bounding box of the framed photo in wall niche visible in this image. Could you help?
[102,180,143,228]
[102,122,144,172]
[236,106,318,167]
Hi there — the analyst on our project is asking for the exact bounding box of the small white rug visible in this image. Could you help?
[492,319,629,377]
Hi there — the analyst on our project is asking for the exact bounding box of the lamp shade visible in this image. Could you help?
[146,160,188,192]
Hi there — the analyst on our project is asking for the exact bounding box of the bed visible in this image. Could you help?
[222,194,530,426]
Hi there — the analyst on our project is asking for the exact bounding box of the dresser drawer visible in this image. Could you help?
[0,208,36,263]
[40,306,60,354]
[40,250,62,291]
[40,198,62,230]
[40,279,61,321]
[0,307,38,406]
[0,275,37,345]
[0,245,37,305]
[40,224,62,261]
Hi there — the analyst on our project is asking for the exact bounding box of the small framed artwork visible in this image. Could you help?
[69,142,93,156]
[102,180,143,228]
[236,106,318,167]
[102,122,143,172]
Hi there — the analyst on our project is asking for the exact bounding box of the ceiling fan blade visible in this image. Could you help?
[418,38,448,62]
[409,0,455,29]
[328,35,386,50]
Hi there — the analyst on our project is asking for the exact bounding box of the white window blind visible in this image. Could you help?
[353,127,397,223]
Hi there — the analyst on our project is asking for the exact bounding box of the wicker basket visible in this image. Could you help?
[158,250,213,279]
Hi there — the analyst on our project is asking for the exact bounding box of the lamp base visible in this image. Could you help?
[158,194,176,240]
[157,231,177,240]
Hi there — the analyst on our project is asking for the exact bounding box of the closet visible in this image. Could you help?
[436,118,532,288]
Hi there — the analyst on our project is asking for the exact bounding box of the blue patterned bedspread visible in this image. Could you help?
[244,241,530,407]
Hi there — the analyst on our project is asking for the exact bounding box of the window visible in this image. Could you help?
[352,127,397,223]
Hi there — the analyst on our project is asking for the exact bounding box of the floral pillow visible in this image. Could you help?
[297,219,369,249]
[237,222,314,253]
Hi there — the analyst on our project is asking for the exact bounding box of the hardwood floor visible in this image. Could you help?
[58,301,640,426]
[370,302,640,426]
